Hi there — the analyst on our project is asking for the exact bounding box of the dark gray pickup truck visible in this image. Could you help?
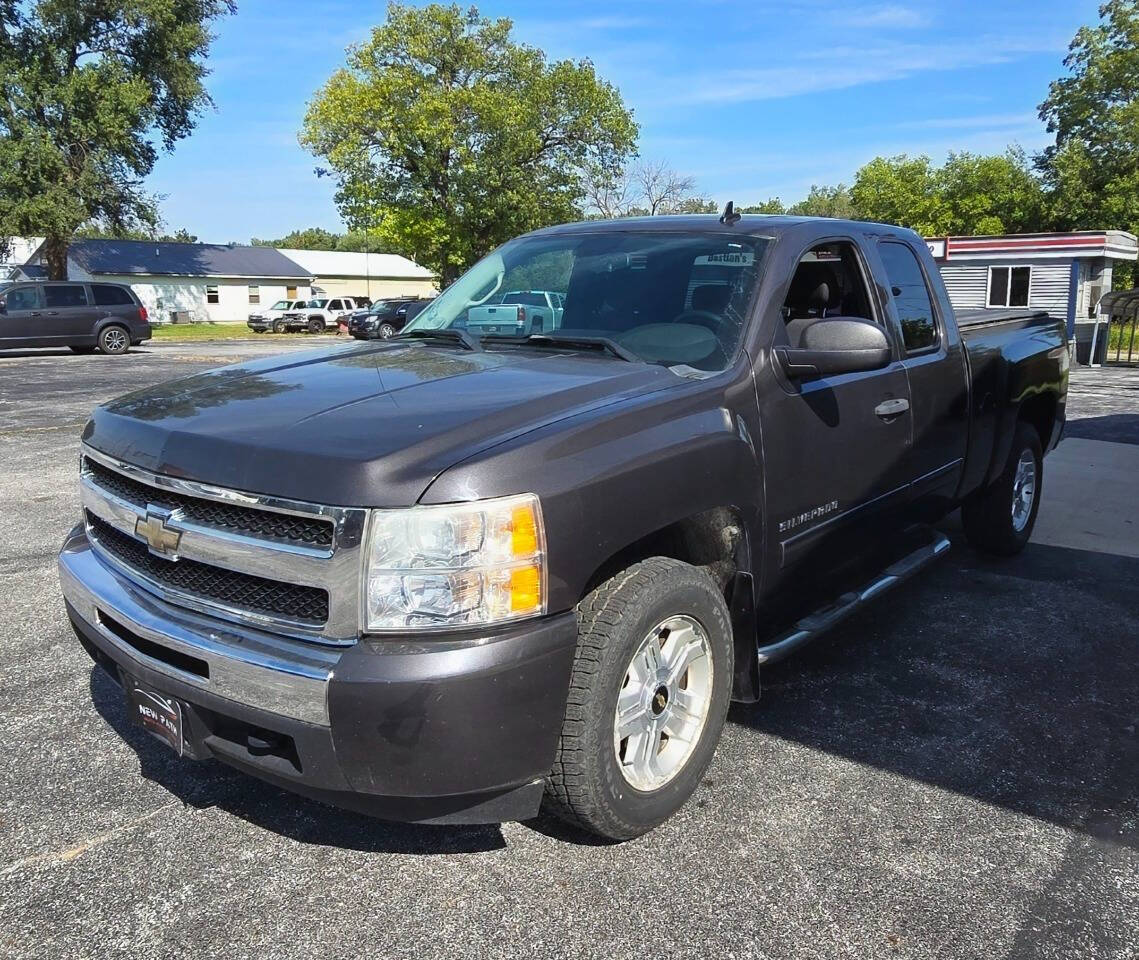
[59,213,1067,839]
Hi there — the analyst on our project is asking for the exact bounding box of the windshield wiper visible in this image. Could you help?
[395,328,481,351]
[494,333,641,363]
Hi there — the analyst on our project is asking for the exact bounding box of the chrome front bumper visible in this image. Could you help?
[58,525,340,725]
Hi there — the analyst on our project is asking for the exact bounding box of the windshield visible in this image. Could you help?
[269,300,290,310]
[404,231,768,370]
[368,300,397,315]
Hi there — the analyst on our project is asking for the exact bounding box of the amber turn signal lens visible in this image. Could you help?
[509,564,542,613]
[511,504,539,557]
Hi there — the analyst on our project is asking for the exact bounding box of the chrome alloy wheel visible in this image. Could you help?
[613,615,713,791]
[1011,449,1037,532]
[102,328,128,352]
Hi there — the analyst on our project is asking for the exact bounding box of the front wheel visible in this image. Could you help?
[97,325,130,355]
[544,557,733,840]
[307,318,323,335]
[378,322,396,339]
[962,422,1043,556]
[273,319,287,334]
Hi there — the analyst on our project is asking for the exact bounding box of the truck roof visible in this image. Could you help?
[525,214,921,243]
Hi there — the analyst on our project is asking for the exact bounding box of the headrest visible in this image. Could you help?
[690,284,732,314]
[788,262,840,308]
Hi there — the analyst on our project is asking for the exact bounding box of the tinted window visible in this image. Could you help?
[5,286,41,310]
[500,292,547,306]
[92,284,134,306]
[44,285,88,308]
[880,242,938,352]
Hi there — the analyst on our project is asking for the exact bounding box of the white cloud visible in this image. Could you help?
[841,5,931,29]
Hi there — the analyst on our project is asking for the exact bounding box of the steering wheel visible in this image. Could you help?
[672,309,733,339]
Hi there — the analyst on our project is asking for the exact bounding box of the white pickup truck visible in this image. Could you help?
[283,297,367,334]
[465,290,564,336]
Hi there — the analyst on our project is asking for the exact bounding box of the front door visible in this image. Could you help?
[758,238,913,604]
[0,284,45,346]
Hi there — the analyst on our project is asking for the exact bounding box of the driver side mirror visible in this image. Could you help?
[775,317,891,379]
[0,298,6,314]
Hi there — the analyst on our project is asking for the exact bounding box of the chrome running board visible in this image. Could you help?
[756,528,951,665]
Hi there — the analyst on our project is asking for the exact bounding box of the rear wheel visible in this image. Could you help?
[307,317,323,335]
[544,557,733,840]
[962,422,1043,556]
[97,325,130,355]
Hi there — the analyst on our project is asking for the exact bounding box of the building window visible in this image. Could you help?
[988,266,1031,307]
[248,284,260,304]
[287,285,297,299]
[206,285,219,304]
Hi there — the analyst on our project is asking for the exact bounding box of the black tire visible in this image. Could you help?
[378,322,396,339]
[962,422,1043,556]
[97,325,130,355]
[307,318,323,335]
[69,345,96,354]
[544,557,733,840]
[273,319,287,334]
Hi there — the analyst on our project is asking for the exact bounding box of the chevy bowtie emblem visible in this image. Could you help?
[135,508,182,557]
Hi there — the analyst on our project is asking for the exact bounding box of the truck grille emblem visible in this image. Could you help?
[135,508,182,557]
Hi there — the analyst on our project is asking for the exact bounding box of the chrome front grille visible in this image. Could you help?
[79,446,367,644]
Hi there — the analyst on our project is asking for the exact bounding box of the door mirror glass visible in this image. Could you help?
[776,317,891,379]
[0,297,6,314]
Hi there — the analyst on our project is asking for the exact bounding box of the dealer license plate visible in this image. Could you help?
[124,676,184,755]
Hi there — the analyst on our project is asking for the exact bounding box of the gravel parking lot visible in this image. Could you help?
[1,341,1136,960]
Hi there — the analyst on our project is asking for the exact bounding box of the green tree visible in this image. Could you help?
[75,223,199,242]
[851,156,942,233]
[788,184,856,219]
[937,149,1046,235]
[0,1,235,279]
[740,199,786,215]
[1038,0,1139,235]
[301,2,637,283]
[253,227,342,250]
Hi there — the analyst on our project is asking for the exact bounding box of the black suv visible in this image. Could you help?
[0,281,151,355]
[348,297,433,340]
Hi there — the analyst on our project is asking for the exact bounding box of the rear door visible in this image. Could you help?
[42,283,99,344]
[0,284,45,346]
[874,240,969,519]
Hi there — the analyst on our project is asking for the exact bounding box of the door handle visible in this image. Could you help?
[875,398,910,419]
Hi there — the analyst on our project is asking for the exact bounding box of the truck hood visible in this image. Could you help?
[84,342,678,506]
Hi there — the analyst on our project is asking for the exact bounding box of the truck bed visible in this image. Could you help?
[956,308,1051,330]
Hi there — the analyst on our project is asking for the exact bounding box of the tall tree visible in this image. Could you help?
[0,0,234,279]
[632,160,695,215]
[740,199,787,215]
[788,184,856,219]
[851,156,942,233]
[937,149,1046,235]
[301,2,637,283]
[253,227,342,250]
[1038,0,1139,234]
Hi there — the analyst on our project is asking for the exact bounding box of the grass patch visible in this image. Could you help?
[150,323,330,342]
[1108,321,1137,354]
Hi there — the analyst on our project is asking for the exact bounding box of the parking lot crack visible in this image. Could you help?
[0,802,180,876]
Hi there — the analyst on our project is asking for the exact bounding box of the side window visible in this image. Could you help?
[92,284,133,306]
[44,285,89,308]
[879,241,939,352]
[328,299,342,311]
[781,241,876,345]
[5,286,42,310]
[988,266,1031,307]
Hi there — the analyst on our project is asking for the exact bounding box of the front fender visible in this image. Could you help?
[420,378,763,613]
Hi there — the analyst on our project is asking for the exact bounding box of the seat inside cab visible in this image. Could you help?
[781,242,876,346]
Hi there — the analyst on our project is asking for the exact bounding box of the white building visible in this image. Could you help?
[280,248,437,301]
[926,231,1138,359]
[2,237,44,278]
[17,239,315,324]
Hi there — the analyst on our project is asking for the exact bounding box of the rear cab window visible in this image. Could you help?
[878,241,940,353]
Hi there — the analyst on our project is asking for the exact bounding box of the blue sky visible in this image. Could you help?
[151,0,1102,242]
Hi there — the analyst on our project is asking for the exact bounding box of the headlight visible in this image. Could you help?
[363,494,546,631]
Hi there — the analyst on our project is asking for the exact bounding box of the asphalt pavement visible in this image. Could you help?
[0,340,1135,960]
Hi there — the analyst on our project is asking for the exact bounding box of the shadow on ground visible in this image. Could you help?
[88,534,1138,853]
[1064,413,1139,445]
[731,536,1139,849]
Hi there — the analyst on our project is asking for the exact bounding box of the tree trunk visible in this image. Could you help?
[43,235,70,280]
